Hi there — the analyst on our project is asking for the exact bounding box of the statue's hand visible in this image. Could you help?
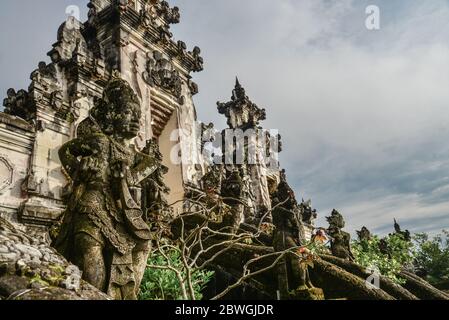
[79,156,100,176]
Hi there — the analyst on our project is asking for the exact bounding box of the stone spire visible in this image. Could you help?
[233,77,246,100]
[217,78,266,130]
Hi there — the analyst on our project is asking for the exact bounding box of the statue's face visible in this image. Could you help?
[115,100,141,139]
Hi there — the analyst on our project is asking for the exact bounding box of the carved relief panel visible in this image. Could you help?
[0,156,14,193]
[142,50,184,104]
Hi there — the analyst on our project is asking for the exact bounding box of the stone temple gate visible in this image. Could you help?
[0,0,315,239]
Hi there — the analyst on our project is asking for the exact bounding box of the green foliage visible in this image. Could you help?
[139,248,215,300]
[413,230,449,286]
[309,241,331,256]
[352,234,415,285]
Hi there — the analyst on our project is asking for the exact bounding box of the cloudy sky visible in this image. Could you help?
[2,0,449,236]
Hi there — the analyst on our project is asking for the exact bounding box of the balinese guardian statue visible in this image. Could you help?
[271,170,322,299]
[53,77,159,300]
[326,210,355,261]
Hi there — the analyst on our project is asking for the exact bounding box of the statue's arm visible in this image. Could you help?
[59,134,107,176]
[59,139,84,176]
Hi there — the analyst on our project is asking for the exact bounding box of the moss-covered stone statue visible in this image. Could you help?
[52,77,159,300]
[356,226,372,242]
[271,170,323,300]
[139,138,171,229]
[326,210,355,261]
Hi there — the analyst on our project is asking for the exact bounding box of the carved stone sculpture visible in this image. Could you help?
[356,226,372,242]
[326,210,355,261]
[393,218,411,242]
[219,168,245,234]
[300,199,317,225]
[2,88,35,122]
[52,77,160,300]
[139,138,171,227]
[271,170,322,299]
[191,46,204,72]
[143,51,183,103]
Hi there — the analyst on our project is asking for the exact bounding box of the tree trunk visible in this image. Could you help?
[399,270,449,300]
[319,254,418,300]
[312,258,395,300]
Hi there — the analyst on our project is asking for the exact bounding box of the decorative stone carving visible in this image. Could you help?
[157,1,180,24]
[48,18,85,64]
[142,50,184,103]
[393,218,411,242]
[157,24,173,44]
[271,169,323,300]
[2,88,35,122]
[188,79,199,96]
[138,0,179,35]
[87,1,99,28]
[200,163,224,196]
[139,138,171,225]
[52,77,162,300]
[0,156,13,193]
[31,61,57,85]
[50,91,64,111]
[326,209,355,261]
[177,40,187,57]
[117,0,132,12]
[356,226,372,242]
[217,78,266,130]
[190,46,204,72]
[139,1,156,28]
[300,199,317,225]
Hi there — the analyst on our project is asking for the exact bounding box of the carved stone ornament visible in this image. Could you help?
[139,1,157,28]
[190,46,204,72]
[157,1,180,25]
[0,156,14,192]
[217,78,267,130]
[50,91,64,111]
[2,88,35,122]
[142,50,184,103]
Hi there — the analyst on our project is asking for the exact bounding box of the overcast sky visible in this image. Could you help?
[2,0,449,236]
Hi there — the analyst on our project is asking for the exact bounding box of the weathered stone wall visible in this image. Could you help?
[0,217,109,300]
[0,114,34,224]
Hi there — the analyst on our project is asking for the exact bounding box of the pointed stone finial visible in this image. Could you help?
[233,77,246,100]
[235,77,241,88]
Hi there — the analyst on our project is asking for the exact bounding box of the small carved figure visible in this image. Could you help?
[177,40,187,57]
[326,210,355,261]
[300,199,317,225]
[201,164,223,198]
[271,170,319,299]
[191,46,204,72]
[378,238,391,258]
[87,1,99,27]
[393,218,411,242]
[356,226,372,242]
[52,77,159,300]
[139,0,156,28]
[139,138,171,227]
[143,51,183,100]
[219,168,245,234]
